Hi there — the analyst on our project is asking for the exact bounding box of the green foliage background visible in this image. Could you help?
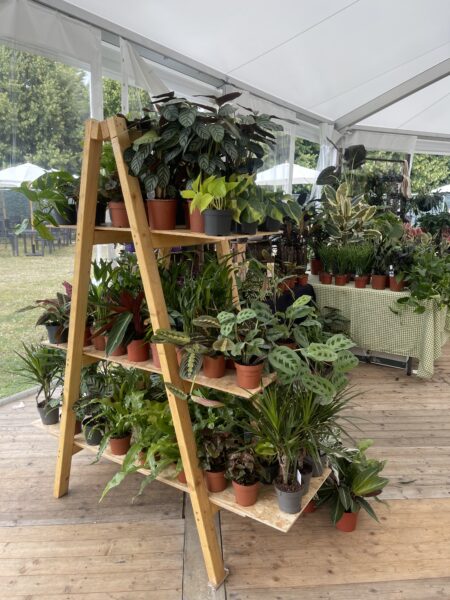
[0,46,89,172]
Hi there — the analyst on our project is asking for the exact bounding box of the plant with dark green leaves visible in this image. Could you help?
[19,287,71,338]
[317,440,389,524]
[124,91,284,198]
[317,245,337,274]
[15,170,78,240]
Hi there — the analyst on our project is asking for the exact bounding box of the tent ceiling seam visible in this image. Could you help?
[226,0,362,75]
[395,89,450,130]
[311,40,450,115]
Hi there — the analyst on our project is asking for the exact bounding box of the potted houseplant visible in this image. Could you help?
[14,344,64,425]
[239,384,307,514]
[181,174,247,236]
[317,245,335,284]
[318,441,388,532]
[387,245,415,292]
[333,246,349,286]
[197,429,233,493]
[262,191,302,232]
[210,309,270,389]
[20,289,71,344]
[371,244,389,290]
[98,142,125,227]
[351,243,374,288]
[73,395,105,445]
[226,448,260,506]
[234,181,266,235]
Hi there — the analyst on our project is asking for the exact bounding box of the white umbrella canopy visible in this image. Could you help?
[0,162,46,188]
[256,162,318,186]
[434,184,450,194]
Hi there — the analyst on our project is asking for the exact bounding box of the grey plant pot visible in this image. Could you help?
[304,454,326,477]
[264,216,282,232]
[46,324,68,344]
[83,422,104,446]
[203,209,232,236]
[275,483,305,514]
[240,221,258,235]
[37,404,59,425]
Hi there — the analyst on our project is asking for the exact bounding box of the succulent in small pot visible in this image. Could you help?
[14,343,64,425]
[226,448,260,506]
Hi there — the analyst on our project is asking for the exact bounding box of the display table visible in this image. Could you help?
[310,275,449,378]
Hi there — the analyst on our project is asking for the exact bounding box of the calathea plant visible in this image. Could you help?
[268,333,358,403]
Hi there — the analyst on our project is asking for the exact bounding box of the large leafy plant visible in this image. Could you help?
[15,170,78,239]
[181,173,250,214]
[322,182,379,245]
[125,91,283,198]
[14,343,64,408]
[317,440,389,523]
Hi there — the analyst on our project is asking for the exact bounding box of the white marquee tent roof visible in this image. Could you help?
[7,0,450,153]
[47,0,450,142]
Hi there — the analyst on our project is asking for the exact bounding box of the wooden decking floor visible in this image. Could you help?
[1,344,449,599]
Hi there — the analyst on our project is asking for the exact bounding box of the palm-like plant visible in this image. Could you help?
[14,344,64,409]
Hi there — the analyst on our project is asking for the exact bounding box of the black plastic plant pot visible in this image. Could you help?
[241,221,258,235]
[203,209,232,236]
[264,216,282,232]
[304,454,325,477]
[275,483,305,514]
[83,422,103,446]
[95,202,107,225]
[46,325,68,344]
[37,404,59,425]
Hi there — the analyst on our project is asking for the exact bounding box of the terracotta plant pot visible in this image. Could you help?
[303,500,317,514]
[150,343,161,369]
[146,199,177,230]
[109,434,132,456]
[232,481,259,507]
[389,276,406,292]
[234,361,264,389]
[203,355,226,379]
[187,200,205,233]
[206,470,227,493]
[319,272,332,284]
[336,510,359,532]
[108,201,129,228]
[334,274,347,286]
[371,274,388,290]
[225,358,235,370]
[354,275,368,289]
[138,450,147,466]
[297,274,309,286]
[278,276,297,292]
[310,258,323,275]
[107,341,127,357]
[92,333,106,351]
[127,339,150,362]
[74,420,82,435]
[177,470,187,484]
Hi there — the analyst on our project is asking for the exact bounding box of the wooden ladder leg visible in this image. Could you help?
[54,120,103,498]
[216,239,240,309]
[108,116,227,587]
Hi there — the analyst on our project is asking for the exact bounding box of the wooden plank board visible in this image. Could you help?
[46,343,276,399]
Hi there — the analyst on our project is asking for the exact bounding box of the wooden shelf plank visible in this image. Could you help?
[209,469,331,533]
[33,419,188,492]
[47,343,276,399]
[33,419,330,533]
[59,224,280,248]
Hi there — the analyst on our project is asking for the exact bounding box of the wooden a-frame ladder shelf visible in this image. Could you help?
[40,116,330,589]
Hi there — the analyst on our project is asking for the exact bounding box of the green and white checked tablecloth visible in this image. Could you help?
[310,275,450,378]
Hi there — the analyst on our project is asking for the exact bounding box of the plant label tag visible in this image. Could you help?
[297,470,302,485]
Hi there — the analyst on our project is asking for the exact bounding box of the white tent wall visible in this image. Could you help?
[0,0,103,118]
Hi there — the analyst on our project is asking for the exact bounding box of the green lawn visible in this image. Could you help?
[0,243,75,398]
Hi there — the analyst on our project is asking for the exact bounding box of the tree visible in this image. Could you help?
[294,137,320,169]
[103,77,122,118]
[0,46,90,173]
